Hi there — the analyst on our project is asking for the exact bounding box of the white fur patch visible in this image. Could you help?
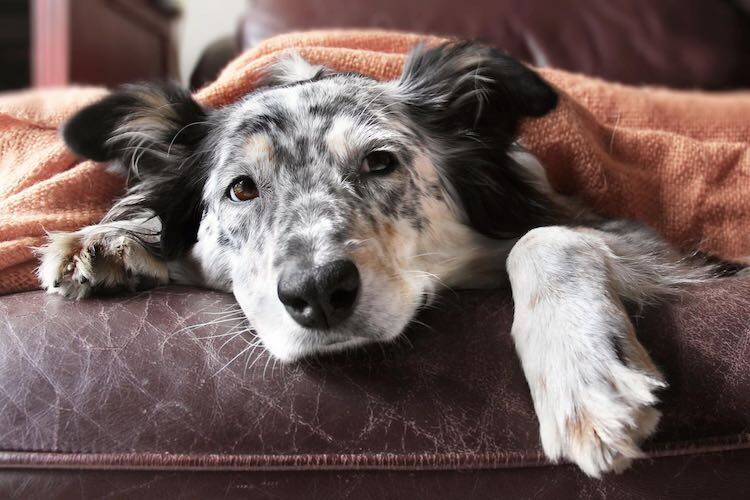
[506,226,665,477]
[268,52,324,85]
[325,115,357,159]
[244,134,274,162]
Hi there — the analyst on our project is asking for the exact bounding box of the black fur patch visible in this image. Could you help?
[62,82,211,258]
[399,41,563,237]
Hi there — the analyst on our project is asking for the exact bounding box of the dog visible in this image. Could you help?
[37,42,719,477]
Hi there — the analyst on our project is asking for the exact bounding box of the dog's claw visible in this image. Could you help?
[38,228,170,300]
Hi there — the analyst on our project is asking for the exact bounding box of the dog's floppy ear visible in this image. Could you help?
[63,83,210,258]
[63,82,208,162]
[397,41,557,145]
[396,42,562,238]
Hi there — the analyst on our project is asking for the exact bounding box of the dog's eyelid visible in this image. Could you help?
[369,146,398,155]
[363,142,406,161]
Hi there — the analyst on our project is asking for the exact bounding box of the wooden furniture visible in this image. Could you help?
[32,0,179,88]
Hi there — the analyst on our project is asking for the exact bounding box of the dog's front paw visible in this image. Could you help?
[37,228,168,299]
[533,345,666,477]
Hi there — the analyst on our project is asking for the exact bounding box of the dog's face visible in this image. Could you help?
[63,42,558,361]
[201,65,458,360]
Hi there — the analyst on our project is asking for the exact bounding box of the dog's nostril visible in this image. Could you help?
[287,298,308,312]
[329,287,357,310]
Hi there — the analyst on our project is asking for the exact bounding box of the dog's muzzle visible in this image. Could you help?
[277,259,360,329]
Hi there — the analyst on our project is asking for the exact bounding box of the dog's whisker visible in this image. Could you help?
[203,308,244,316]
[262,352,274,380]
[216,333,244,352]
[212,343,254,378]
[160,312,245,347]
[245,348,267,374]
[407,318,435,334]
[176,316,246,332]
[194,326,248,341]
[243,342,264,378]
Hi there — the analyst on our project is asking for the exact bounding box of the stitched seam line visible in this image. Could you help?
[0,434,748,471]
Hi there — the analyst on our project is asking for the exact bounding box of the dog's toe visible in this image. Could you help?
[36,230,152,299]
[537,364,665,478]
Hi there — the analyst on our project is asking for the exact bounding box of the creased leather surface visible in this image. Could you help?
[0,286,540,459]
[0,279,748,473]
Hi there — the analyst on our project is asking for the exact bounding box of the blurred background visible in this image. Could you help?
[2,0,750,93]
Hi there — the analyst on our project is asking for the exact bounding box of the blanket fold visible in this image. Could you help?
[1,30,748,294]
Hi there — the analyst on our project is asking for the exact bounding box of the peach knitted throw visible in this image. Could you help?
[1,30,748,294]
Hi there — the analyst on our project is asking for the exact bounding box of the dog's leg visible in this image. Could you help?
[506,224,709,477]
[37,216,169,299]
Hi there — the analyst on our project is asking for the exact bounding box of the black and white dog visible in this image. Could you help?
[38,42,716,476]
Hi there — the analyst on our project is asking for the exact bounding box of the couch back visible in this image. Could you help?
[241,0,750,89]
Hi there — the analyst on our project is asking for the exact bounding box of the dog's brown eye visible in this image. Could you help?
[360,150,399,175]
[227,177,259,202]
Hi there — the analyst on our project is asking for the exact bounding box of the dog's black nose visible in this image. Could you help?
[277,259,360,329]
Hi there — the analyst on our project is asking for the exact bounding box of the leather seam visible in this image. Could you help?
[0,434,748,471]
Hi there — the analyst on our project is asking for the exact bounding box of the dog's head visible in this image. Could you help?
[63,42,558,361]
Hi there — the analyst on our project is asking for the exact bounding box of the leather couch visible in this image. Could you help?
[192,0,750,90]
[3,1,750,498]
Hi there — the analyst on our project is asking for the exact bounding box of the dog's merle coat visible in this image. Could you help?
[39,42,716,477]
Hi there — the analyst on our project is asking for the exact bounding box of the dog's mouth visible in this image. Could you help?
[321,335,368,347]
[297,323,386,354]
[257,327,382,363]
[316,335,373,353]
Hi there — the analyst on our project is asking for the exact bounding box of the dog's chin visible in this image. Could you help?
[257,326,391,363]
[297,334,373,360]
[234,287,421,363]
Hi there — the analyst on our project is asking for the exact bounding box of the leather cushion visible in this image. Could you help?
[0,279,748,470]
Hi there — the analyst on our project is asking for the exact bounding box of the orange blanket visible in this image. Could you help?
[1,30,749,294]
